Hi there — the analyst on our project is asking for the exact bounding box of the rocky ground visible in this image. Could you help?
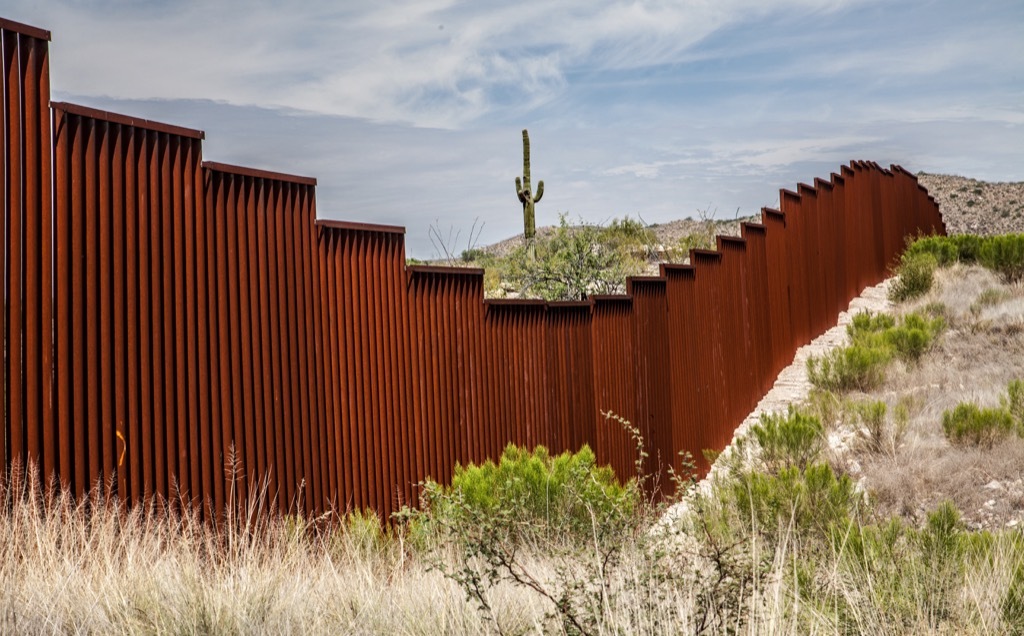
[918,172,1024,235]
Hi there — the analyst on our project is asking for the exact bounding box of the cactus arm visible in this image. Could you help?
[516,177,527,203]
[534,180,544,203]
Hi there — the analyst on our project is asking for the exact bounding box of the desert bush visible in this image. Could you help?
[750,407,824,473]
[808,311,943,391]
[889,251,937,302]
[726,463,860,546]
[835,501,970,630]
[904,233,1024,281]
[807,342,890,392]
[885,312,945,363]
[413,443,636,547]
[905,235,961,265]
[1003,379,1024,432]
[499,213,652,300]
[979,234,1024,282]
[942,403,1016,449]
[802,388,847,429]
[853,399,888,454]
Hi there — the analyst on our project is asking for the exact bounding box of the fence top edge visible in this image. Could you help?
[485,298,548,307]
[761,206,785,220]
[814,177,834,190]
[591,294,633,303]
[0,17,51,41]
[741,221,767,235]
[797,182,817,196]
[717,235,746,248]
[52,101,205,139]
[780,187,800,201]
[690,248,723,261]
[203,161,317,186]
[660,263,695,276]
[407,264,485,277]
[547,300,592,309]
[317,219,405,234]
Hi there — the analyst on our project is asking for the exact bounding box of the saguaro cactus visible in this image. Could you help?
[515,129,544,240]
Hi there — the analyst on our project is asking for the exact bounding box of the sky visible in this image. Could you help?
[6,0,1023,257]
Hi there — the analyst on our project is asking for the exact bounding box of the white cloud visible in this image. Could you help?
[10,0,875,128]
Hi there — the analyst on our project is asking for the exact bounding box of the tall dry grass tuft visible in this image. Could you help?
[0,462,549,634]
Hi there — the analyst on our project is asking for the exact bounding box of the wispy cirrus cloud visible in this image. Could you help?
[11,0,877,128]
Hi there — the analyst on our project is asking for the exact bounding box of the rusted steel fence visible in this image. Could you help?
[2,18,52,492]
[2,15,945,521]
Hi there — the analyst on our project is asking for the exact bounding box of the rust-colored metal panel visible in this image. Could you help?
[2,23,53,488]
[661,264,697,482]
[688,250,724,476]
[627,277,673,490]
[3,13,955,521]
[589,296,637,480]
[545,303,596,455]
[51,103,205,507]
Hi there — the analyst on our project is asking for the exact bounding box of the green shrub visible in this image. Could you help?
[847,310,896,344]
[942,403,1016,449]
[728,463,860,542]
[751,407,824,473]
[807,343,890,392]
[884,313,945,363]
[417,443,635,545]
[853,399,888,453]
[903,233,1024,281]
[889,251,937,302]
[460,247,487,262]
[979,234,1024,282]
[501,213,651,300]
[904,235,961,266]
[952,234,985,262]
[834,501,971,630]
[808,311,943,392]
[1001,379,1024,436]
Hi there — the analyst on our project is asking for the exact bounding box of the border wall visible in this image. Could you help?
[2,17,945,520]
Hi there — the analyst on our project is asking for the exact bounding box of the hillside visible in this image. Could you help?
[918,172,1024,236]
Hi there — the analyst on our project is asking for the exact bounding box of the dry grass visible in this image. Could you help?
[3,264,1023,634]
[816,264,1024,530]
[0,470,555,634]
